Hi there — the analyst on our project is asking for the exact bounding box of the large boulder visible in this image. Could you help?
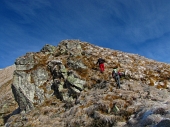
[12,66,50,112]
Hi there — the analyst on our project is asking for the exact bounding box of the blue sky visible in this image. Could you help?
[1,0,170,68]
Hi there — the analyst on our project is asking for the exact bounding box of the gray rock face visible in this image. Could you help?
[12,40,86,112]
[40,44,56,53]
[12,66,50,112]
[48,60,85,103]
[57,40,82,56]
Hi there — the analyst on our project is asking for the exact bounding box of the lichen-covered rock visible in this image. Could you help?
[12,40,87,112]
[15,53,35,65]
[67,72,85,92]
[15,53,35,70]
[12,66,50,112]
[40,44,56,53]
[55,40,82,57]
[49,61,85,102]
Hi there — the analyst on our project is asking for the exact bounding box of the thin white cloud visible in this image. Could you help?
[4,0,51,16]
[120,0,170,44]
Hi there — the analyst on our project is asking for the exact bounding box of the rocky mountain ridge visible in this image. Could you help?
[1,40,170,127]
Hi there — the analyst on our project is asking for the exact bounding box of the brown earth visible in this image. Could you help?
[0,65,18,126]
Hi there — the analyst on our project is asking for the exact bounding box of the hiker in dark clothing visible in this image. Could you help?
[112,68,121,89]
[96,57,106,73]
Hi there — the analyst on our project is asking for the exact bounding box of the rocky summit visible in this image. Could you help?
[1,40,170,127]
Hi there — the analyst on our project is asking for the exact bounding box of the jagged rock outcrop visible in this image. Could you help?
[12,40,86,112]
[4,40,170,127]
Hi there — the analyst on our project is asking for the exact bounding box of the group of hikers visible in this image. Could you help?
[96,57,122,89]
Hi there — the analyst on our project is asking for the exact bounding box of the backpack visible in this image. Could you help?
[112,69,118,77]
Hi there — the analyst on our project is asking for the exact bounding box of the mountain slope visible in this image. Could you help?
[2,40,170,127]
[0,65,18,126]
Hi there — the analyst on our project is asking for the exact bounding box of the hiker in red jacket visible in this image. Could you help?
[96,57,106,73]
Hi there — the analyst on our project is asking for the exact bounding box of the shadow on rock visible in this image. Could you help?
[3,107,20,124]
